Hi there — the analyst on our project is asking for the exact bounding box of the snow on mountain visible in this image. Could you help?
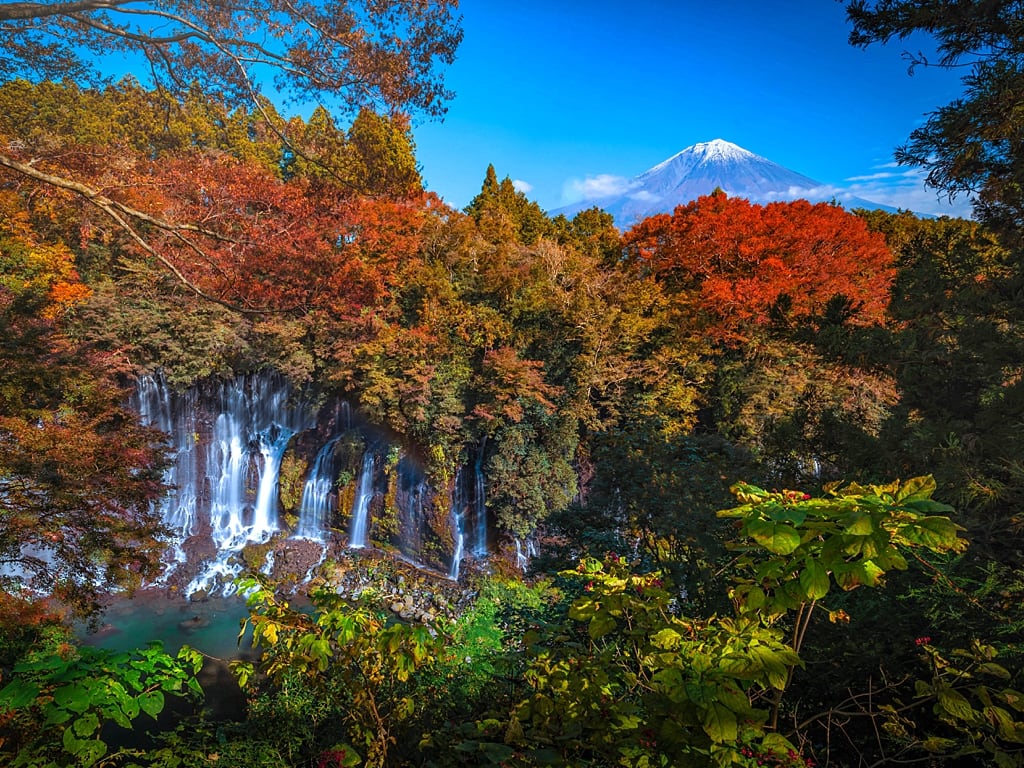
[552,139,898,227]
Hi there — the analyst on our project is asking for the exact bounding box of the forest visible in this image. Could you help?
[0,1,1023,766]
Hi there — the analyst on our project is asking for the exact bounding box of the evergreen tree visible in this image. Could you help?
[465,164,551,245]
[847,0,1024,244]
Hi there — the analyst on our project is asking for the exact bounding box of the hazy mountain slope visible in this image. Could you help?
[553,139,897,227]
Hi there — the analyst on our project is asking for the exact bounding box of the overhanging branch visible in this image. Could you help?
[0,151,270,314]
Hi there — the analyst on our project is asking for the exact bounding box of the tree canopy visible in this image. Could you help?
[622,192,895,341]
[846,0,1024,240]
[0,0,461,300]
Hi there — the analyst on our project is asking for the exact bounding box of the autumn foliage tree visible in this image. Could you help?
[0,0,460,299]
[623,192,896,341]
[0,193,168,622]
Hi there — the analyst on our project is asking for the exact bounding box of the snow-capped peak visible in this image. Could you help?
[644,139,759,176]
[690,138,757,161]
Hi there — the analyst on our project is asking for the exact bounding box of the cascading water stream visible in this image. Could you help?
[251,423,296,541]
[132,373,199,569]
[131,371,479,593]
[515,538,537,571]
[449,467,467,581]
[294,438,340,541]
[348,450,376,548]
[188,376,315,596]
[206,409,248,554]
[473,450,487,557]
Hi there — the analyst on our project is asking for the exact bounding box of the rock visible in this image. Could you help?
[179,614,210,631]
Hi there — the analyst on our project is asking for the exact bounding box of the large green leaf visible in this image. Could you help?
[843,511,874,536]
[138,689,165,718]
[899,516,965,552]
[937,686,975,721]
[589,612,617,640]
[799,558,830,600]
[746,520,801,555]
[52,683,91,714]
[895,475,936,502]
[72,712,99,738]
[701,701,738,743]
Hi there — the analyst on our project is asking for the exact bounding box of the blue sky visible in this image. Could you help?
[411,1,975,218]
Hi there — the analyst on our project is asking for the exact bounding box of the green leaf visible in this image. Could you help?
[650,628,681,650]
[900,517,965,552]
[895,475,936,502]
[43,706,72,726]
[61,727,105,764]
[749,646,793,690]
[701,702,738,743]
[978,662,1012,680]
[52,683,91,714]
[760,732,798,754]
[921,736,957,752]
[73,712,100,738]
[480,742,515,763]
[231,661,254,689]
[746,520,801,555]
[122,696,139,720]
[835,560,885,590]
[843,511,874,536]
[937,686,975,721]
[741,585,766,610]
[0,680,40,710]
[568,598,596,621]
[138,689,165,718]
[78,739,107,766]
[799,558,830,600]
[589,612,617,639]
[766,503,806,527]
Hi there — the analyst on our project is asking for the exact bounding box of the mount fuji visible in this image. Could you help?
[552,139,896,227]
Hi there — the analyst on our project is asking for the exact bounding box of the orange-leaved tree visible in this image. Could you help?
[0,195,169,622]
[623,192,896,341]
[0,0,460,302]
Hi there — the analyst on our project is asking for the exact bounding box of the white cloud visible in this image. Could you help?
[628,190,662,202]
[839,166,975,217]
[845,171,901,182]
[561,173,638,203]
[512,179,533,193]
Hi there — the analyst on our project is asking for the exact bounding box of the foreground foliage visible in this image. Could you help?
[0,633,203,767]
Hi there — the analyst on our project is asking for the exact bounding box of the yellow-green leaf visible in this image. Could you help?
[746,520,801,555]
[701,701,738,743]
[799,558,830,600]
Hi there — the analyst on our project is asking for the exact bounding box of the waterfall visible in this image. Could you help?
[189,376,315,595]
[294,438,340,541]
[515,538,537,571]
[206,408,248,553]
[348,450,376,548]
[394,454,428,561]
[449,467,467,580]
[130,370,469,593]
[133,372,322,596]
[472,449,488,557]
[251,423,296,541]
[132,372,199,568]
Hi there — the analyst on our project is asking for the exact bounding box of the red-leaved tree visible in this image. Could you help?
[623,193,896,341]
